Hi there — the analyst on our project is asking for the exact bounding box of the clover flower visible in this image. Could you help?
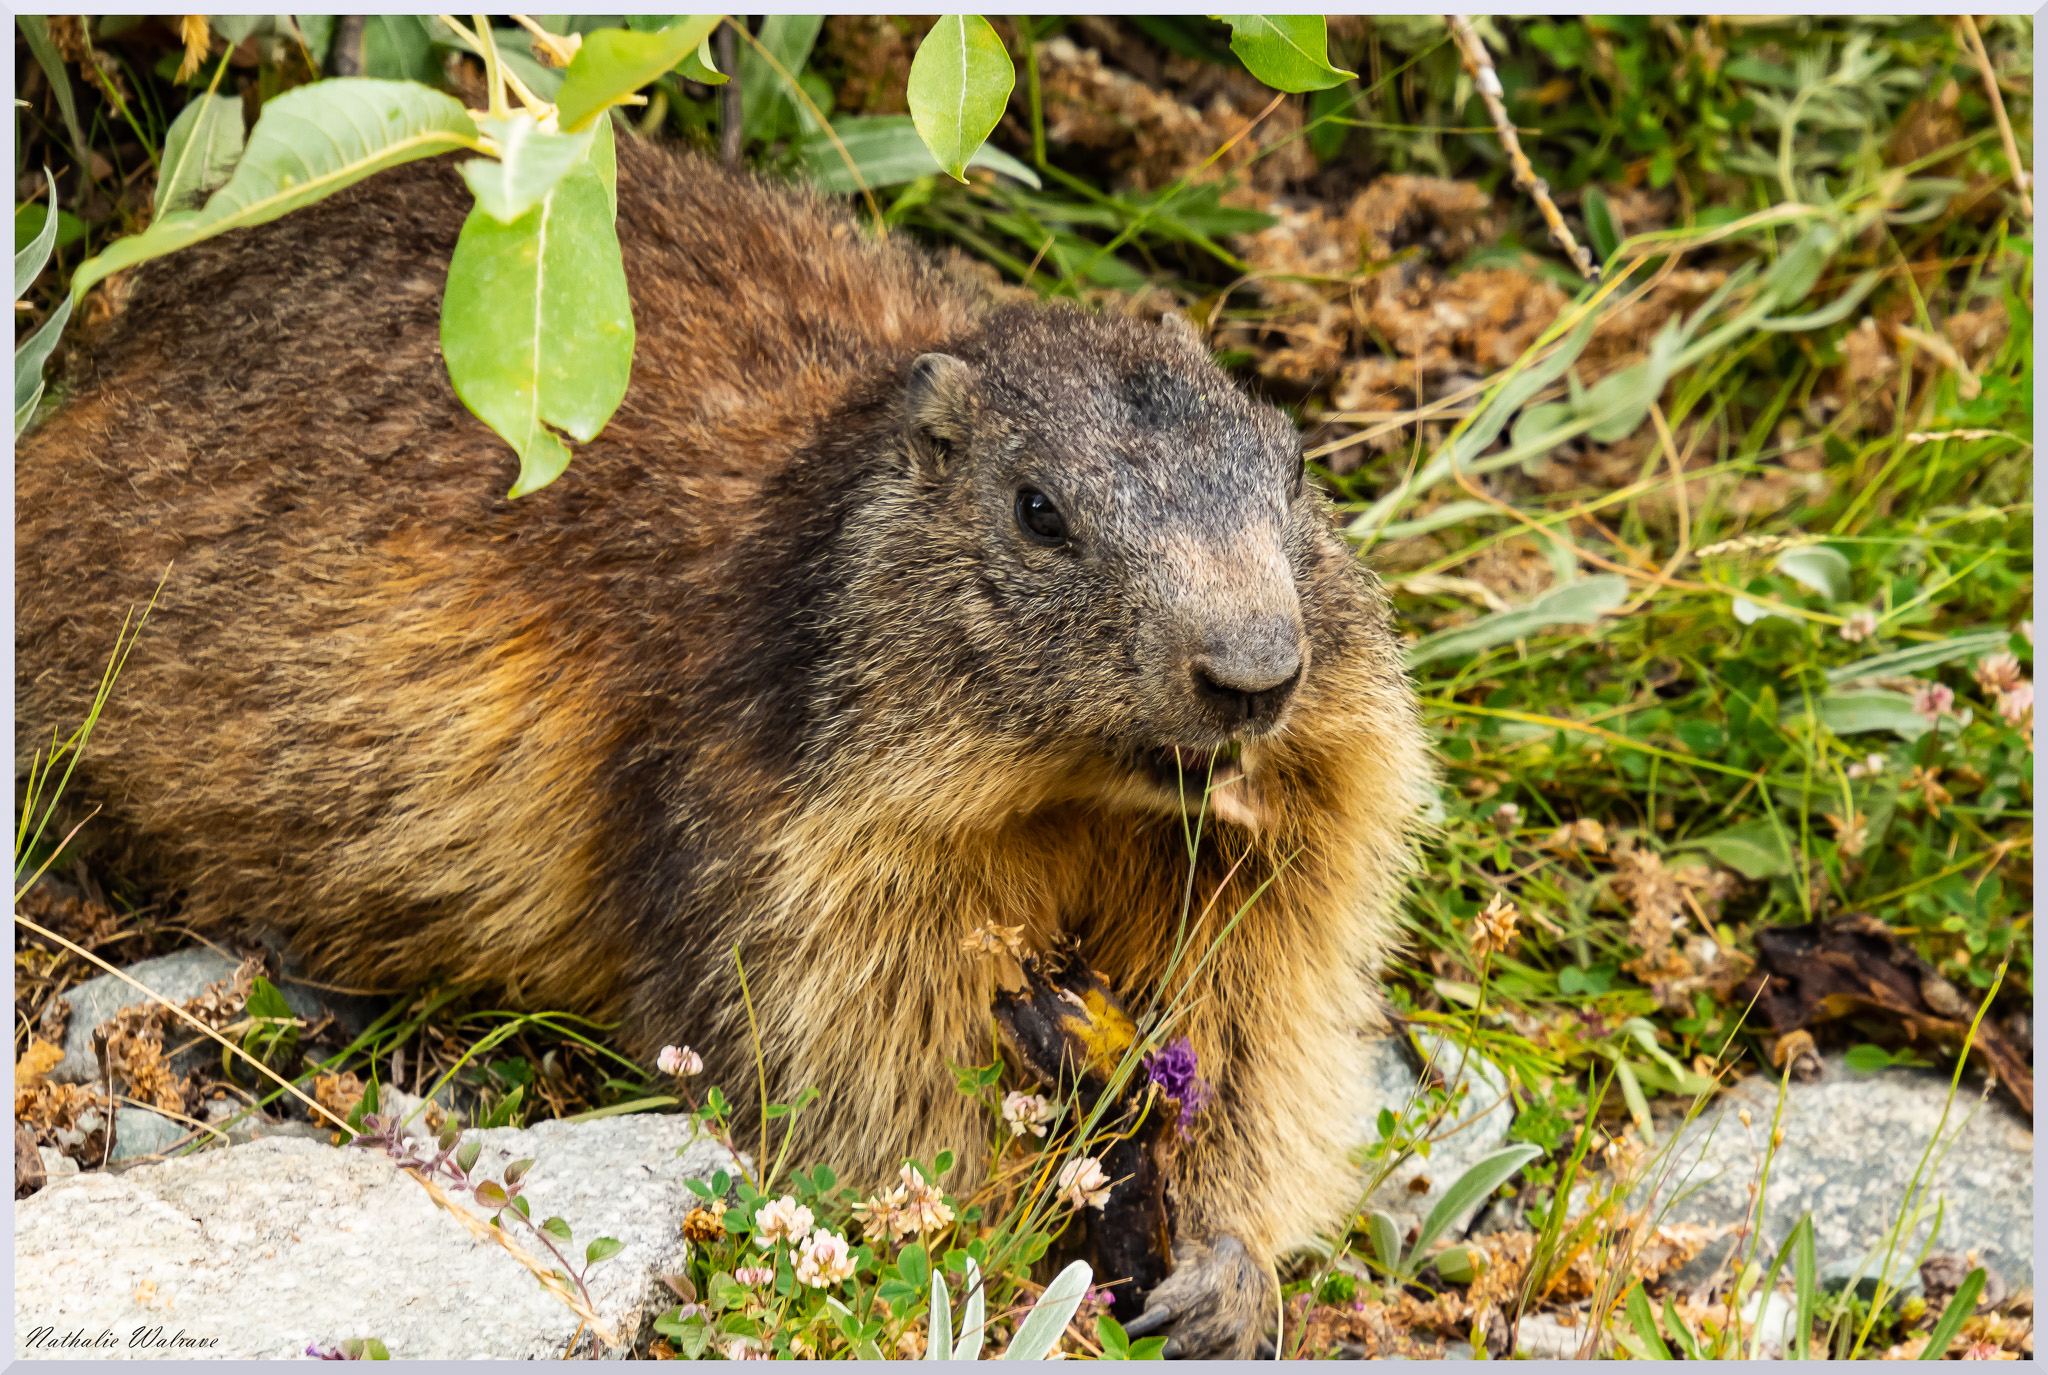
[1910,681,1954,722]
[1976,652,2024,695]
[734,1265,776,1287]
[1997,679,2033,728]
[1057,1156,1111,1211]
[657,1045,703,1077]
[795,1229,855,1288]
[1845,752,1887,780]
[753,1195,814,1248]
[1001,1090,1053,1139]
[1838,608,1879,642]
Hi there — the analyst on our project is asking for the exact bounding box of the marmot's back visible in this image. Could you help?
[13,138,977,1004]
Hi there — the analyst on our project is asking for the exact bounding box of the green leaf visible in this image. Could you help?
[1663,1297,1703,1360]
[925,1268,953,1360]
[906,15,1016,182]
[586,1236,624,1266]
[541,1215,573,1242]
[739,15,824,139]
[1365,1210,1402,1275]
[1825,629,2013,686]
[17,18,87,173]
[1001,1259,1092,1360]
[1791,1215,1816,1360]
[1684,817,1794,879]
[1783,688,1956,741]
[361,1338,390,1360]
[956,1257,987,1361]
[1405,575,1629,668]
[155,93,245,216]
[15,180,61,300]
[474,1178,509,1209]
[1096,1315,1131,1359]
[553,17,724,133]
[1582,185,1619,264]
[441,139,634,497]
[460,114,596,224]
[799,115,1040,194]
[1842,1044,1899,1073]
[1414,1144,1541,1262]
[456,1140,482,1173]
[361,15,440,83]
[1775,545,1851,601]
[14,202,87,259]
[13,283,67,439]
[1433,1245,1481,1285]
[677,36,727,86]
[898,1242,931,1290]
[504,1157,535,1187]
[69,80,480,307]
[245,976,294,1021]
[1212,15,1353,92]
[1625,1283,1672,1357]
[1918,1267,1986,1359]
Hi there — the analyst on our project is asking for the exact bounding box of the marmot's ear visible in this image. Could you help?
[903,352,975,474]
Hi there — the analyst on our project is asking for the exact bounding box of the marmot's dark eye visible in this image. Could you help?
[1015,487,1068,545]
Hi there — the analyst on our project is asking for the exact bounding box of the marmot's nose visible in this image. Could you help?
[1189,620,1304,729]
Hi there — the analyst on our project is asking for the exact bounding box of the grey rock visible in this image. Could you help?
[1359,1032,1516,1241]
[51,949,384,1087]
[109,1108,189,1166]
[15,1112,740,1359]
[36,1147,78,1181]
[1622,1053,2031,1290]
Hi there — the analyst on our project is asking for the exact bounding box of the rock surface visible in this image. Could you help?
[15,1112,738,1359]
[50,948,383,1088]
[1359,1032,1515,1238]
[1640,1054,2031,1291]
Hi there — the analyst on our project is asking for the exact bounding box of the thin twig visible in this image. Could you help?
[1956,14,2031,219]
[1447,15,1598,282]
[716,20,742,169]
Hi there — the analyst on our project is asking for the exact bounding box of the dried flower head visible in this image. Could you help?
[1056,1156,1112,1211]
[1001,1090,1053,1139]
[682,1200,728,1246]
[1901,765,1953,817]
[1490,801,1521,835]
[1910,681,1955,722]
[1471,892,1520,959]
[1141,1038,1214,1130]
[1976,652,2024,694]
[961,922,1027,959]
[1544,817,1608,855]
[753,1195,814,1248]
[1839,608,1879,643]
[795,1229,856,1288]
[657,1045,703,1077]
[1824,811,1869,857]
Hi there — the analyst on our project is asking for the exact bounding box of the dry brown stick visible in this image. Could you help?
[12,911,619,1347]
[1446,15,1599,282]
[1956,13,2031,219]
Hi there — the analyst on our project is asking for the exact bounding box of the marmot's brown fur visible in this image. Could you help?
[15,136,1428,1356]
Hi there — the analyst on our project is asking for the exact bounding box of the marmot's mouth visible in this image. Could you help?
[1143,740,1245,798]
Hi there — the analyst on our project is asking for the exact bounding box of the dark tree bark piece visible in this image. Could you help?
[1736,914,2032,1114]
[326,16,365,78]
[993,942,1179,1319]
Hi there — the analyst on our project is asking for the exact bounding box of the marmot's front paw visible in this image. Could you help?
[1121,1234,1271,1359]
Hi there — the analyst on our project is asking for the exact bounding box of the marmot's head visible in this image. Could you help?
[862,303,1370,831]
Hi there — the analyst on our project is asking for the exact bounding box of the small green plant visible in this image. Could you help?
[1363,1142,1542,1283]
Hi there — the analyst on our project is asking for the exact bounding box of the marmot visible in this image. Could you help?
[15,135,1428,1356]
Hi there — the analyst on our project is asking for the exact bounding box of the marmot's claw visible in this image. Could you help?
[1137,1234,1271,1361]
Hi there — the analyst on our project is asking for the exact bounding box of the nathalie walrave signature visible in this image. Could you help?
[23,1325,222,1351]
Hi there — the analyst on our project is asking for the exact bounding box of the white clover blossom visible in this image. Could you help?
[1001,1090,1053,1139]
[656,1044,703,1076]
[1839,608,1879,643]
[795,1229,855,1288]
[1057,1156,1111,1210]
[753,1195,814,1248]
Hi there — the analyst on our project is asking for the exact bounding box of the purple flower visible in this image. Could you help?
[1142,1038,1214,1130]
